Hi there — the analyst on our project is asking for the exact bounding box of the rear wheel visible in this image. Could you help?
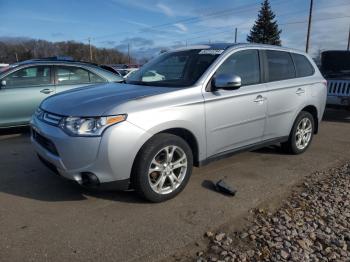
[132,133,193,202]
[281,111,315,154]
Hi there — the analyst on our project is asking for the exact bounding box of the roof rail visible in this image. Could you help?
[30,56,74,61]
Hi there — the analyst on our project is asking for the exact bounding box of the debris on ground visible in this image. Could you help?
[215,180,237,196]
[196,162,350,262]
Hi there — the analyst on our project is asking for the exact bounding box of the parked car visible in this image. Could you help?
[31,43,327,202]
[0,58,123,128]
[141,70,164,82]
[123,68,138,79]
[100,65,138,79]
[0,63,9,69]
[320,50,350,110]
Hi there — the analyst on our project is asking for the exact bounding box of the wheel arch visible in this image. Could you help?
[156,128,200,167]
[301,105,319,134]
[132,126,200,177]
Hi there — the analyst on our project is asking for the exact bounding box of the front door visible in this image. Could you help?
[203,49,267,157]
[0,65,54,127]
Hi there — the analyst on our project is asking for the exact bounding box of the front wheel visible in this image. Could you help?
[132,133,193,202]
[281,111,315,154]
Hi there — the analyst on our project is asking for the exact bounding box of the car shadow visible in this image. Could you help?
[0,126,30,136]
[253,145,284,155]
[322,108,350,123]
[0,128,148,204]
[0,169,148,204]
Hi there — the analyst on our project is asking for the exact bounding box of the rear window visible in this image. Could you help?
[266,50,295,82]
[291,53,314,77]
[56,66,105,85]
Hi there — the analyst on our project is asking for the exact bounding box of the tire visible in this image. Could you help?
[132,133,193,202]
[281,111,315,154]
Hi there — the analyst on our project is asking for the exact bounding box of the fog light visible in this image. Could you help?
[81,172,100,186]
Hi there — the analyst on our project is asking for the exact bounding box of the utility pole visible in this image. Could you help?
[347,24,350,51]
[234,27,238,43]
[15,52,18,62]
[185,40,188,47]
[127,43,131,65]
[305,0,313,53]
[88,37,92,62]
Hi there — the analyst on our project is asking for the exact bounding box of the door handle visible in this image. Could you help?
[254,95,266,103]
[296,88,305,95]
[40,88,54,94]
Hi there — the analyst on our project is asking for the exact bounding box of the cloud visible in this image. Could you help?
[119,18,150,28]
[101,40,116,46]
[115,37,155,54]
[51,32,64,37]
[156,3,174,17]
[120,37,154,47]
[174,23,188,32]
[279,3,350,56]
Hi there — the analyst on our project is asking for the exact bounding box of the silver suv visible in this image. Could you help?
[31,44,327,202]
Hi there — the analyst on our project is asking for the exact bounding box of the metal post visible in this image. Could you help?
[347,24,350,51]
[305,0,313,53]
[88,37,92,62]
[128,43,131,65]
[234,27,238,43]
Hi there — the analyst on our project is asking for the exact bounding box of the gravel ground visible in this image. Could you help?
[197,162,350,262]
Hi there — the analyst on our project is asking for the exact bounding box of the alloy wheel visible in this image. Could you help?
[295,117,313,150]
[148,145,188,195]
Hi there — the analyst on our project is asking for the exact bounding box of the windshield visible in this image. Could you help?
[126,49,222,87]
[321,51,350,78]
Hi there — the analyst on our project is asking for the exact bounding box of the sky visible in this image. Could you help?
[1,0,349,59]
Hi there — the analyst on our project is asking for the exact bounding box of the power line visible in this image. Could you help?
[81,0,350,55]
[184,15,350,43]
[136,2,350,46]
[85,0,289,41]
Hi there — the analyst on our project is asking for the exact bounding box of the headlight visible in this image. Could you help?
[59,115,127,137]
[34,107,44,118]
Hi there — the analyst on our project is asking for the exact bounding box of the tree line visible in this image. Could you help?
[0,38,131,64]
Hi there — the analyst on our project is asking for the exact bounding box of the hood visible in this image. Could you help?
[41,83,174,116]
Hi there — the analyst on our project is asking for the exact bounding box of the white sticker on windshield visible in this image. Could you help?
[198,49,224,55]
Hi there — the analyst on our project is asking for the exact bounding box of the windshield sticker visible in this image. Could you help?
[199,49,224,55]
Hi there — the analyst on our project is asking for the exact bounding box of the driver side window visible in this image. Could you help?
[216,49,260,86]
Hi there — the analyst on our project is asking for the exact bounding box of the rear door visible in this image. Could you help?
[262,50,306,140]
[0,65,54,127]
[54,65,106,93]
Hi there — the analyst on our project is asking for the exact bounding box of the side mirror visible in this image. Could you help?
[213,74,241,90]
[0,80,6,88]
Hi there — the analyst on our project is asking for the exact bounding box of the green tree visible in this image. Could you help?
[247,0,282,46]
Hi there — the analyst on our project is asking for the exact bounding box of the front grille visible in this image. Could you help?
[42,112,62,126]
[32,129,59,156]
[327,80,350,96]
[35,108,63,126]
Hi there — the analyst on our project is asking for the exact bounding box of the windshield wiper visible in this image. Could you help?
[126,81,153,86]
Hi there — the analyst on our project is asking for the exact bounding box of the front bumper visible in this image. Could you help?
[327,95,350,107]
[30,116,152,189]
